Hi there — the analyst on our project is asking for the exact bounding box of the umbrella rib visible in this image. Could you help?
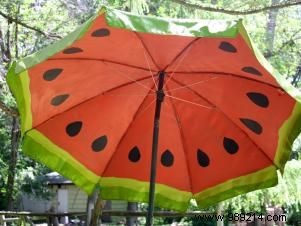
[134,98,156,121]
[143,50,158,90]
[26,76,155,133]
[103,75,156,95]
[169,77,281,169]
[161,101,183,124]
[134,32,161,90]
[48,57,157,73]
[167,76,220,92]
[163,37,200,88]
[134,32,161,71]
[165,95,213,110]
[163,38,200,71]
[100,83,157,179]
[167,71,281,89]
[102,61,156,93]
[165,86,194,194]
[50,57,157,93]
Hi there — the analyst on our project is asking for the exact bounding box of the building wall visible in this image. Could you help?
[20,184,128,224]
[20,193,52,213]
[20,185,127,212]
[66,185,128,213]
[67,186,87,212]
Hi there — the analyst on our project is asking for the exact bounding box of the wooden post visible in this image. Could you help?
[216,202,224,226]
[0,215,6,226]
[101,201,112,223]
[126,202,138,226]
[25,216,35,226]
[266,207,274,226]
[255,215,265,226]
[46,215,51,226]
[274,206,284,226]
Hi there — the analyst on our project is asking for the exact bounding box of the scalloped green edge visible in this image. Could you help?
[104,7,240,37]
[6,63,32,134]
[238,22,301,173]
[23,129,99,194]
[100,177,192,212]
[276,103,301,173]
[194,166,277,208]
[22,129,192,211]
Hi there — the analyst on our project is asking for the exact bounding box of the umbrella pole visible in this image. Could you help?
[146,71,166,226]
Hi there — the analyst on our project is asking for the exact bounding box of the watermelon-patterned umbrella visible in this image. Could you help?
[7,7,301,225]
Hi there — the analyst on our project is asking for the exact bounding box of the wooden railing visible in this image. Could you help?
[0,210,287,226]
[0,210,213,226]
[0,214,20,226]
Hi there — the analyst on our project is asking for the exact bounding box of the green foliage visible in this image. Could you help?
[18,166,52,200]
[223,160,301,215]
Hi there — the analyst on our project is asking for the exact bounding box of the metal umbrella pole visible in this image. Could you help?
[146,71,166,226]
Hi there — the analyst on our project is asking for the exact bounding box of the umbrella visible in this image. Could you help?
[7,6,301,225]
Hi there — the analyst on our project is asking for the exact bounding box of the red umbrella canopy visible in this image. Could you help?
[7,7,301,211]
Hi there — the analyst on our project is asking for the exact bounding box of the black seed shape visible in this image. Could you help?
[43,68,63,81]
[242,66,262,76]
[197,149,210,167]
[128,146,141,162]
[223,137,239,154]
[91,135,107,152]
[51,94,69,106]
[240,118,263,134]
[91,28,110,37]
[63,47,83,54]
[219,41,237,53]
[66,121,82,137]
[161,150,174,167]
[247,92,269,108]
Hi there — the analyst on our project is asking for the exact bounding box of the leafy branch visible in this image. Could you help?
[265,28,301,58]
[0,11,61,39]
[0,100,18,117]
[172,0,301,15]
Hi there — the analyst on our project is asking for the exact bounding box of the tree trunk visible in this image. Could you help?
[265,0,280,56]
[5,116,20,210]
[90,192,103,226]
[86,187,104,226]
[291,61,301,88]
[86,189,98,226]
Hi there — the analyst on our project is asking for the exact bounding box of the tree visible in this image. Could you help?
[265,0,280,56]
[0,0,81,210]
